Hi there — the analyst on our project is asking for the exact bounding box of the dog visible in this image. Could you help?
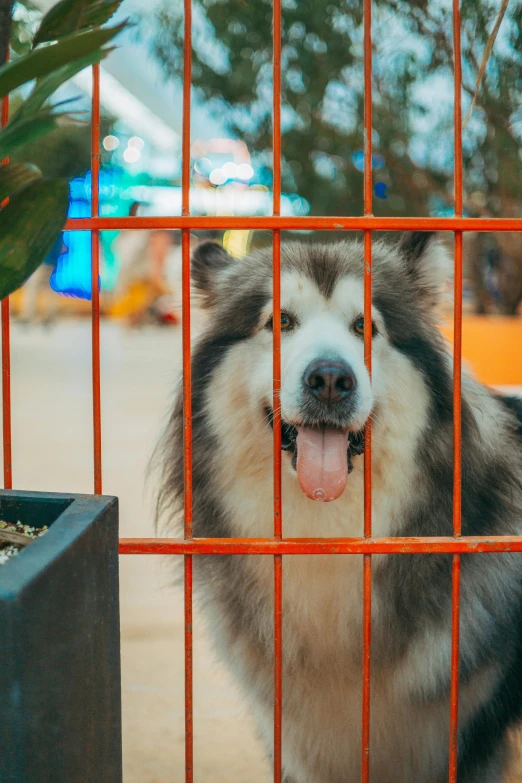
[157,232,522,782]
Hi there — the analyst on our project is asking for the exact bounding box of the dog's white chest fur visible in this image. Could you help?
[212,462,456,782]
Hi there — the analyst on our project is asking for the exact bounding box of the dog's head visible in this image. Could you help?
[191,233,452,502]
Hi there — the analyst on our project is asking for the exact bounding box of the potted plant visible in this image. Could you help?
[0,490,121,783]
[0,2,125,780]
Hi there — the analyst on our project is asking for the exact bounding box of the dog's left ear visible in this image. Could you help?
[398,231,453,308]
[191,241,235,307]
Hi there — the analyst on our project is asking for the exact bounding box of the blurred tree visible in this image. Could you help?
[145,0,522,312]
[146,0,522,221]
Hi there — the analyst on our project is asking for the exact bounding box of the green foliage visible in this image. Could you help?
[0,177,69,299]
[0,110,61,159]
[1,50,109,160]
[0,23,124,98]
[33,0,121,46]
[148,0,522,218]
[0,161,39,203]
[0,0,126,298]
[10,51,101,120]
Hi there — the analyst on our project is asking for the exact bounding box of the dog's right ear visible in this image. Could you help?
[397,231,453,311]
[191,241,234,307]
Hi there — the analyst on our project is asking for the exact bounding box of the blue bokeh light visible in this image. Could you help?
[374,181,388,199]
[50,170,121,299]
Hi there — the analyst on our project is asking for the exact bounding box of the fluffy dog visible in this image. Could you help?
[157,232,522,782]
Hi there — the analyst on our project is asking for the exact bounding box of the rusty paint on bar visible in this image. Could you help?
[272,0,283,777]
[1,88,11,490]
[119,535,522,556]
[65,215,522,232]
[91,63,102,494]
[449,0,463,777]
[182,0,194,778]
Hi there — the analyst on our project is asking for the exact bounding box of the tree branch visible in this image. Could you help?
[463,0,510,129]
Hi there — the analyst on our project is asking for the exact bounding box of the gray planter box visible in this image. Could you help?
[0,490,121,783]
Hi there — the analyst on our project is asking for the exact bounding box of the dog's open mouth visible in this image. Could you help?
[265,408,365,502]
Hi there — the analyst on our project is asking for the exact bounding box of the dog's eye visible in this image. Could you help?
[266,311,294,331]
[281,312,292,329]
[352,316,377,337]
[354,317,365,336]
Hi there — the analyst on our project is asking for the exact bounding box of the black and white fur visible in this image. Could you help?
[157,233,522,783]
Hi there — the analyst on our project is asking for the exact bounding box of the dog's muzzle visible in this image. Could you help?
[266,407,365,503]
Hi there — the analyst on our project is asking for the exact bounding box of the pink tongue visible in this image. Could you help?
[296,426,350,502]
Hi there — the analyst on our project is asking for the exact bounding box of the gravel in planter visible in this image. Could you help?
[0,520,48,565]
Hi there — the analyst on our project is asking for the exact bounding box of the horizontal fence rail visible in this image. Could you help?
[119,536,522,556]
[64,216,522,232]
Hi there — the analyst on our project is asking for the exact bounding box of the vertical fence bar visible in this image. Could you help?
[1,86,11,490]
[272,0,283,779]
[361,0,373,779]
[182,0,194,778]
[91,63,102,495]
[449,0,463,779]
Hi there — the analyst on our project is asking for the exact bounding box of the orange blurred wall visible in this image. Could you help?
[440,316,522,386]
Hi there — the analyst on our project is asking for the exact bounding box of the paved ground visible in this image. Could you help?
[2,319,522,782]
[3,320,268,783]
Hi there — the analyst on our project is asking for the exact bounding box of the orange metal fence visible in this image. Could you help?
[2,1,522,782]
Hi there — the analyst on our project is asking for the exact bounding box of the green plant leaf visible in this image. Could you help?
[0,22,126,98]
[0,178,69,300]
[0,111,62,159]
[11,50,110,124]
[34,0,123,46]
[0,162,41,204]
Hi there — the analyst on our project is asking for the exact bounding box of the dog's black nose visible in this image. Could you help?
[303,360,356,404]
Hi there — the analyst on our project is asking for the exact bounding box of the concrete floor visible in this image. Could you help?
[3,320,268,783]
[3,320,522,782]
